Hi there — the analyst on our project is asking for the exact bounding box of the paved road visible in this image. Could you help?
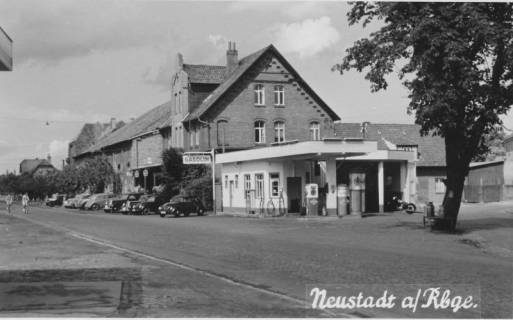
[11,205,513,318]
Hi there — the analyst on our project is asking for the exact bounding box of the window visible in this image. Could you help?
[244,174,251,199]
[255,121,266,143]
[255,174,264,199]
[273,85,284,106]
[195,128,200,146]
[435,177,446,194]
[274,121,285,143]
[309,122,320,141]
[225,175,228,189]
[190,130,194,148]
[217,120,228,146]
[270,173,280,197]
[254,84,265,105]
[234,175,239,188]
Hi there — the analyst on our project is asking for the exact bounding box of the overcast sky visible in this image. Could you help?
[1,0,512,174]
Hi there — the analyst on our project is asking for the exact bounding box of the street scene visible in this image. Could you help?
[1,1,513,318]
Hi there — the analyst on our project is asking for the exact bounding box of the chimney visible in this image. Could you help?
[226,41,238,74]
[110,117,116,130]
[47,154,52,164]
[176,53,184,71]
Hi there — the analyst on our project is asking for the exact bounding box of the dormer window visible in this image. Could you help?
[254,84,265,106]
[274,85,284,106]
[309,122,320,141]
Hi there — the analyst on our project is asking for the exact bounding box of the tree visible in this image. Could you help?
[334,2,513,229]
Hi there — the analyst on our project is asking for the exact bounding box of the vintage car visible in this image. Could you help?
[159,195,205,218]
[69,194,90,209]
[104,193,144,213]
[82,193,114,210]
[130,194,161,215]
[45,194,66,207]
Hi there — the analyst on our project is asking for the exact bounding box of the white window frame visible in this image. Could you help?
[273,85,284,106]
[244,174,251,199]
[255,121,266,144]
[254,84,265,106]
[269,172,280,197]
[310,122,320,141]
[255,173,264,199]
[274,121,285,143]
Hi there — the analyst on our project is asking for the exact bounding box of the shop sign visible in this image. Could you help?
[183,153,211,164]
[305,183,319,199]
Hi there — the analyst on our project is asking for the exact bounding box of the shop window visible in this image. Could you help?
[254,121,266,144]
[270,173,280,197]
[314,162,321,176]
[254,84,265,105]
[435,177,446,194]
[274,121,285,143]
[273,85,284,106]
[244,174,251,199]
[309,122,320,141]
[255,173,264,199]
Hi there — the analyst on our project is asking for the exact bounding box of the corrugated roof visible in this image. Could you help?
[183,64,226,84]
[335,123,446,167]
[83,101,171,154]
[469,159,504,168]
[184,44,340,122]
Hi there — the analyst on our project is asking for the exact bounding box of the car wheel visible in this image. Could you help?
[406,204,416,214]
[173,211,180,218]
[143,208,150,215]
[160,213,166,218]
[197,208,204,216]
[91,204,99,211]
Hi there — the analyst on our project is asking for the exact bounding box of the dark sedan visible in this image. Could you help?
[130,194,160,215]
[104,193,144,213]
[159,196,205,218]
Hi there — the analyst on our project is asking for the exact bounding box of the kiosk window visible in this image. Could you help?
[255,174,264,199]
[270,173,280,197]
[244,174,251,199]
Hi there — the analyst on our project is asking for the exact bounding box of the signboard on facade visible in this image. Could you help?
[305,183,319,199]
[183,153,212,164]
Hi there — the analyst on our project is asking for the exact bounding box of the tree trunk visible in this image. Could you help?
[440,133,472,231]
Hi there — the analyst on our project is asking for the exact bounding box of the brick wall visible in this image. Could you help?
[134,134,164,168]
[183,52,336,152]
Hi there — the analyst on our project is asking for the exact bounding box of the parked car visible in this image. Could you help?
[104,193,143,213]
[46,194,66,207]
[159,195,205,218]
[120,193,146,215]
[63,197,75,208]
[130,194,161,215]
[83,193,114,210]
[68,194,90,209]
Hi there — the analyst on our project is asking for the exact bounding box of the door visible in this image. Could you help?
[229,180,234,207]
[287,177,302,213]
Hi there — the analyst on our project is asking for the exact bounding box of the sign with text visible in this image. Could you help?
[183,153,212,164]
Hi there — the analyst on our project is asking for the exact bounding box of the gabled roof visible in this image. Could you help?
[335,123,446,167]
[183,64,226,84]
[19,159,54,174]
[184,44,340,122]
[81,101,171,155]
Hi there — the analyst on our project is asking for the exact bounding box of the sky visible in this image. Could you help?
[1,0,512,174]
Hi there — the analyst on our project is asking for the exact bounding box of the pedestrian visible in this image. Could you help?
[5,193,13,214]
[22,193,30,214]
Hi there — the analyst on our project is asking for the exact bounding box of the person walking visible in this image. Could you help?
[5,193,13,214]
[22,193,29,214]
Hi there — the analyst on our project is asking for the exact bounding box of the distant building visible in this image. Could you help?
[463,134,513,202]
[0,26,12,71]
[19,155,56,176]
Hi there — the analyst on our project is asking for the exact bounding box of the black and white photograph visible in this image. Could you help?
[0,0,512,318]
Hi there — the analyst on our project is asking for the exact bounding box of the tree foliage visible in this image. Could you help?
[334,2,513,229]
